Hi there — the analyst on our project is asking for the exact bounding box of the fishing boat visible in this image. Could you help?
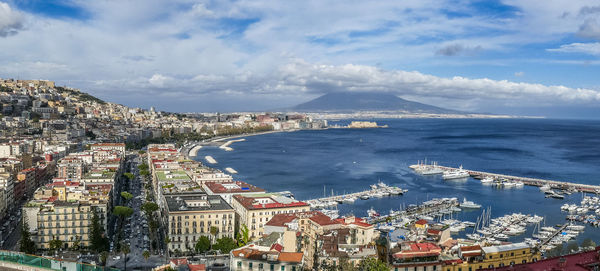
[360,194,370,200]
[367,207,380,218]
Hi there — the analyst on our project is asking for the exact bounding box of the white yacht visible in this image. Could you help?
[460,198,482,209]
[539,184,552,191]
[442,166,470,180]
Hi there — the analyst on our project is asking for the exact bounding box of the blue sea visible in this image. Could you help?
[193,118,600,244]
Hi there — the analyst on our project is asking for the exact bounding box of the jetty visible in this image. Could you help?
[410,164,600,194]
[219,139,246,151]
[225,167,238,174]
[204,156,217,164]
[369,197,460,224]
[538,224,568,248]
[307,183,406,209]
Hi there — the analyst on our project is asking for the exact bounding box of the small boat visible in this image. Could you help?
[367,207,380,218]
[540,184,552,191]
[481,177,494,184]
[360,195,370,200]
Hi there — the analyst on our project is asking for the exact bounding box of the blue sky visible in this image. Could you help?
[0,0,599,117]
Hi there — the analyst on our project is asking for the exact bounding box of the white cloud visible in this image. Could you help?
[0,2,24,37]
[547,42,600,55]
[0,0,599,113]
[514,71,524,77]
[577,19,600,40]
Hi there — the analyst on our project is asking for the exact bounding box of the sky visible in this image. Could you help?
[1,0,600,118]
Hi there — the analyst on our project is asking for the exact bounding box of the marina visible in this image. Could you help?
[410,163,600,194]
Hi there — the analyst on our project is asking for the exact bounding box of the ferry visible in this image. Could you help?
[442,166,470,180]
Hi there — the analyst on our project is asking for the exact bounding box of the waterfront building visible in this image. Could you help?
[443,242,540,271]
[164,192,236,253]
[480,246,600,270]
[391,242,443,271]
[231,194,310,239]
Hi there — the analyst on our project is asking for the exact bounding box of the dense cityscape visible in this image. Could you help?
[1,77,599,271]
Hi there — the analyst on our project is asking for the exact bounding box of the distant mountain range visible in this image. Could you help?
[290,92,462,114]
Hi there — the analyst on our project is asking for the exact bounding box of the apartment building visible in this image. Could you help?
[231,194,310,239]
[164,192,236,253]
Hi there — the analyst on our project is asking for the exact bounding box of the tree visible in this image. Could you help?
[122,243,130,271]
[90,210,109,252]
[195,236,211,253]
[566,240,580,253]
[100,251,109,266]
[140,170,150,176]
[19,219,36,254]
[49,238,63,253]
[143,250,150,262]
[357,258,388,271]
[138,163,149,171]
[123,173,134,180]
[121,191,133,202]
[141,202,159,215]
[582,238,597,249]
[213,237,237,254]
[113,206,134,219]
[237,224,250,247]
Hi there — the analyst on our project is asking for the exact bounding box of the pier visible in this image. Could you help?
[538,224,568,249]
[411,164,600,194]
[307,183,406,209]
[368,198,460,224]
[219,139,246,151]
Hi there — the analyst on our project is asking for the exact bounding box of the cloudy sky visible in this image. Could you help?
[1,0,600,117]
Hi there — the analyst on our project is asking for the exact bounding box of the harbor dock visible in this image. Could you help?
[411,164,600,193]
[219,139,246,151]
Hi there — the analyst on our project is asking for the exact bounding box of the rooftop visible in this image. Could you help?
[481,242,530,254]
[165,193,233,213]
[203,181,265,194]
[156,170,191,182]
[233,194,308,210]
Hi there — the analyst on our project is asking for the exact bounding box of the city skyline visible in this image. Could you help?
[1,1,600,117]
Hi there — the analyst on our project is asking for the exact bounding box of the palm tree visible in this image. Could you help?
[121,243,130,271]
[210,226,219,250]
[143,250,150,262]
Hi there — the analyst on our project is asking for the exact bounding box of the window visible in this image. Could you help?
[281,266,285,271]
[237,262,242,267]
[259,263,264,269]
[249,263,253,269]
[270,264,274,271]
[511,252,514,256]
[500,254,503,258]
[489,255,493,259]
[488,265,493,268]
[522,260,527,264]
